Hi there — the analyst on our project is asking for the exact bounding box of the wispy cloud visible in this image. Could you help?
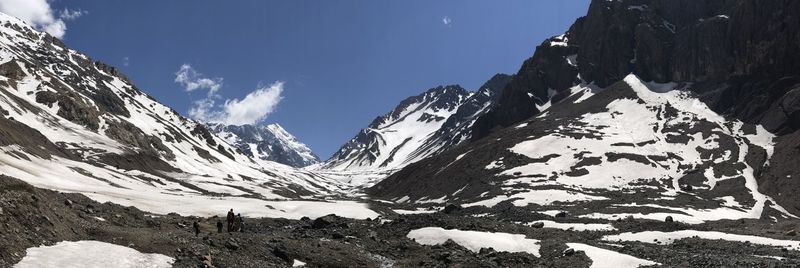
[175,64,283,126]
[442,16,452,27]
[122,56,129,67]
[0,0,86,38]
[174,64,222,95]
[59,8,86,20]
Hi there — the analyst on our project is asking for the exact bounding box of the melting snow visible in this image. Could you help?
[14,240,174,268]
[566,243,659,268]
[528,220,616,232]
[604,230,800,250]
[407,227,541,257]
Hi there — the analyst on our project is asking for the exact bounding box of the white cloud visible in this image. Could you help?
[175,64,284,126]
[174,64,222,95]
[122,56,129,67]
[218,82,284,125]
[0,0,85,39]
[442,16,452,27]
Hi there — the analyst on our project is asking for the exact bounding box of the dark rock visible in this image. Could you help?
[531,222,545,229]
[442,204,462,214]
[272,245,292,263]
[331,232,345,239]
[224,240,239,250]
[563,248,576,256]
[786,230,797,236]
[312,214,339,229]
[665,216,674,223]
[555,211,568,218]
[63,199,72,207]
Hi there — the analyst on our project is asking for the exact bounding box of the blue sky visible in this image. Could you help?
[40,1,589,159]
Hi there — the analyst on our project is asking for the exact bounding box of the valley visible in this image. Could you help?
[1,0,800,267]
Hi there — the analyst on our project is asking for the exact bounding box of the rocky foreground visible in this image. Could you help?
[1,175,799,268]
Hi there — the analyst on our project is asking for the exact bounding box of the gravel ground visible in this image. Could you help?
[2,175,799,267]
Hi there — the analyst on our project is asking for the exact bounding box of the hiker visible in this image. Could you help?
[226,209,235,232]
[216,220,223,233]
[233,213,242,232]
[237,213,245,232]
[192,221,200,237]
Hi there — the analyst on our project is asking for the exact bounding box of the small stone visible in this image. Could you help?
[531,222,545,228]
[555,211,567,218]
[665,216,674,223]
[563,248,575,256]
[786,230,797,236]
[64,199,73,206]
[224,240,239,250]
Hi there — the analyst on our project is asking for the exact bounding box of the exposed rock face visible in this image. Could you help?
[210,123,320,168]
[474,0,800,138]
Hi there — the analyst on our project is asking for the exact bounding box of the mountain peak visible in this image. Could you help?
[211,123,319,167]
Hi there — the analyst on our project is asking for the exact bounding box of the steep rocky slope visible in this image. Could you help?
[373,0,800,220]
[0,12,350,217]
[321,75,510,173]
[210,123,319,168]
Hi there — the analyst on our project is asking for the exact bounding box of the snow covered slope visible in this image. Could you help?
[321,85,472,171]
[210,123,319,167]
[0,12,361,218]
[321,76,510,173]
[371,74,798,224]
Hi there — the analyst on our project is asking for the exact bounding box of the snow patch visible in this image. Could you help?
[604,230,800,250]
[566,243,659,268]
[407,227,541,257]
[14,241,174,268]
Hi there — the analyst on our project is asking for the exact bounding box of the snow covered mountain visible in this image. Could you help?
[0,12,359,217]
[370,0,800,223]
[321,76,510,172]
[210,123,319,168]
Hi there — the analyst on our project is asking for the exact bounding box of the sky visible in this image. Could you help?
[1,0,590,159]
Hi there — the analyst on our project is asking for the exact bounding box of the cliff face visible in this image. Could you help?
[474,0,800,138]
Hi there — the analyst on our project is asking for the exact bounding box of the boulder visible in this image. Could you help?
[531,222,545,229]
[442,204,462,214]
[312,214,339,229]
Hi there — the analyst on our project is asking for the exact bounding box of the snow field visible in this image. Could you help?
[14,241,173,268]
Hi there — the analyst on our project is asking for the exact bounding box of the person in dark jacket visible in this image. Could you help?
[226,209,235,232]
[216,220,223,233]
[192,221,200,237]
[233,214,242,232]
[237,213,245,232]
